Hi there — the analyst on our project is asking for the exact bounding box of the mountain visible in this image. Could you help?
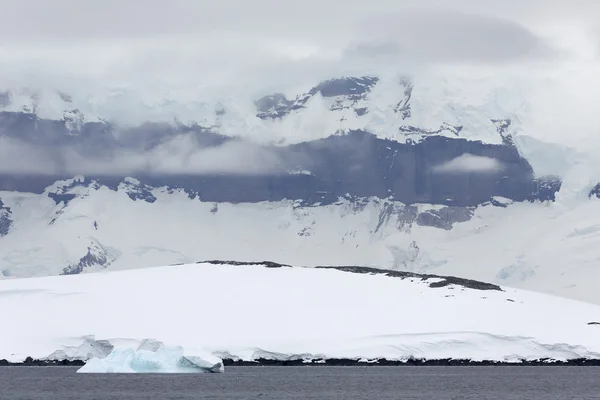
[0,173,598,303]
[0,75,598,303]
[2,261,600,364]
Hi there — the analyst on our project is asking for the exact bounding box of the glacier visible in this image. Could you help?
[1,262,599,364]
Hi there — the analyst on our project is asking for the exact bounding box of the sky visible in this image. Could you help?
[0,0,598,177]
[0,0,597,45]
[1,0,597,82]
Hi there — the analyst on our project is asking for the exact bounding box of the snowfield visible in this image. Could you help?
[1,262,599,364]
[1,178,599,304]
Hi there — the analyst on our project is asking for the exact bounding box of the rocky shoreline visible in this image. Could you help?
[3,357,600,367]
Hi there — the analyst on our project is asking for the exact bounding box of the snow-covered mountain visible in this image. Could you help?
[0,74,517,146]
[0,174,598,303]
[2,262,600,364]
[0,74,599,304]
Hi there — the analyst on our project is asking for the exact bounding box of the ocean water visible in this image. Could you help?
[2,366,600,400]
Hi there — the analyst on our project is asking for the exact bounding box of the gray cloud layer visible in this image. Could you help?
[1,0,590,98]
[0,0,599,175]
[0,135,286,176]
[0,0,597,39]
[0,0,595,58]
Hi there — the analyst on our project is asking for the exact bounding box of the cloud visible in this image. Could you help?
[431,154,505,174]
[0,1,591,101]
[348,9,554,64]
[0,0,598,158]
[0,1,593,87]
[0,138,59,175]
[0,135,286,177]
[0,0,597,41]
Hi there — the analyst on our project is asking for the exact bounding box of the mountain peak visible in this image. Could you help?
[118,178,157,203]
[45,176,98,205]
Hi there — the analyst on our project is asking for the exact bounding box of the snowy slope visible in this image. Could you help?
[0,179,599,304]
[1,262,599,364]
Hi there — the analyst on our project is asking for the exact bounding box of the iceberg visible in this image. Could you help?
[77,339,224,374]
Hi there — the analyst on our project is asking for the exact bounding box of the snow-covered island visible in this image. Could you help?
[1,261,599,368]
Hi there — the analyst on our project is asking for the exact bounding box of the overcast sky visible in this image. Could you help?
[1,0,597,66]
[0,0,597,89]
[0,1,594,99]
[0,0,598,42]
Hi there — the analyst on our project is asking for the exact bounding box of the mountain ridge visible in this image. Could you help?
[0,74,598,305]
[0,176,598,304]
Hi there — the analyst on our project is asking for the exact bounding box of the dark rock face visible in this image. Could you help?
[400,123,462,139]
[47,177,99,205]
[315,76,379,97]
[254,94,294,119]
[0,110,227,154]
[534,176,562,202]
[394,78,413,119]
[0,128,558,207]
[46,177,158,205]
[62,244,109,275]
[0,111,116,154]
[276,131,543,206]
[590,184,600,199]
[196,259,502,291]
[199,260,293,269]
[120,179,157,203]
[128,131,551,207]
[314,265,502,291]
[491,118,515,147]
[0,198,12,236]
[372,202,473,232]
[416,207,474,230]
[118,121,228,151]
[255,76,378,119]
[374,203,417,233]
[48,192,77,205]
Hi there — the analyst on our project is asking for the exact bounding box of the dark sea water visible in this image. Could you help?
[2,366,600,400]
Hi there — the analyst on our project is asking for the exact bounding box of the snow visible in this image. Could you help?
[1,179,599,304]
[1,262,599,364]
[77,340,224,374]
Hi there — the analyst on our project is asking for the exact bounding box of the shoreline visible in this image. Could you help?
[3,357,600,367]
[224,358,600,366]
